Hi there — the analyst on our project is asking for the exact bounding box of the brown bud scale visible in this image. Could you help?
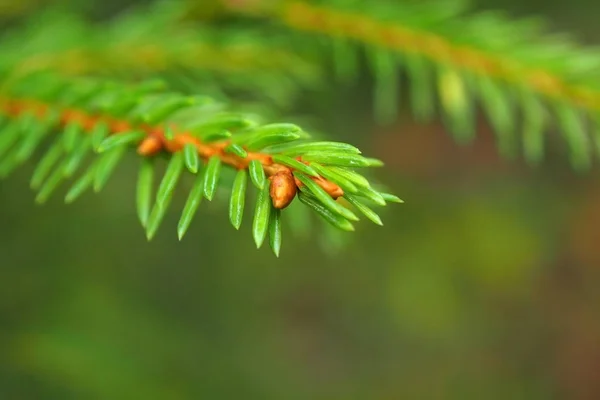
[269,171,297,209]
[137,136,162,156]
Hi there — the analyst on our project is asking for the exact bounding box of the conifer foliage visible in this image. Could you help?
[229,0,600,170]
[0,72,400,256]
[1,0,598,256]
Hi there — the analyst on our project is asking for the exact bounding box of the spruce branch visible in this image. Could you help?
[229,0,600,170]
[0,73,400,256]
[0,3,321,109]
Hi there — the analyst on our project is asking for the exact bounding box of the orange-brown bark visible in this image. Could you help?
[282,1,600,112]
[0,97,343,208]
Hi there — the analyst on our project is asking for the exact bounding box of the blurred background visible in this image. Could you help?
[1,0,600,399]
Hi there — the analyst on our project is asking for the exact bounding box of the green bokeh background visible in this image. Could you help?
[2,0,600,398]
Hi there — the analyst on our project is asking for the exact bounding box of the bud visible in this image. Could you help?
[137,136,162,156]
[269,171,297,209]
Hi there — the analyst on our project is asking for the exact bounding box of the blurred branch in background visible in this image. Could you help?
[0,2,322,109]
[223,0,600,172]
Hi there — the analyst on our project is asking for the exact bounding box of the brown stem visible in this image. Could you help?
[0,97,343,208]
[281,1,600,112]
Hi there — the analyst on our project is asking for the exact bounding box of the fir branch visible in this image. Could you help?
[278,1,599,110]
[0,73,400,256]
[9,29,319,84]
[233,0,600,170]
[0,3,321,108]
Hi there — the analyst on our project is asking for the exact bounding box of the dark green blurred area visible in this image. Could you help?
[2,0,600,399]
